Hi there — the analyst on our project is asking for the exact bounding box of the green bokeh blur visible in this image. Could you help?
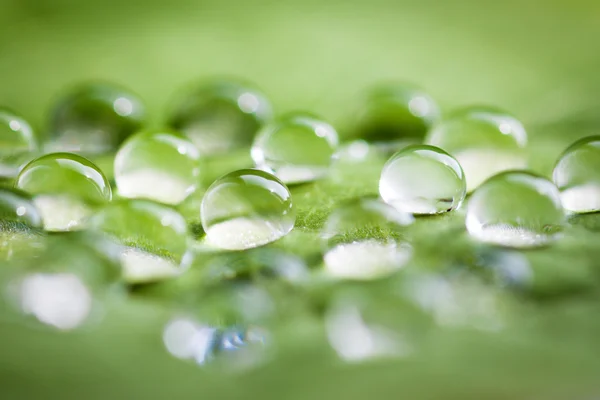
[1,0,600,398]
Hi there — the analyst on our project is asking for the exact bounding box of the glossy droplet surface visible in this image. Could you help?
[321,198,414,280]
[47,82,145,154]
[350,83,439,143]
[553,135,600,213]
[0,188,42,230]
[379,145,466,214]
[252,112,338,184]
[466,171,565,248]
[168,80,272,155]
[426,106,527,192]
[115,129,200,205]
[201,169,295,250]
[89,200,191,283]
[15,153,111,231]
[0,108,37,178]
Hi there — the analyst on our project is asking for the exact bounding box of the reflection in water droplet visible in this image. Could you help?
[553,135,600,213]
[466,171,565,248]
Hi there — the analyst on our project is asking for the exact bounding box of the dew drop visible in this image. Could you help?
[379,145,466,215]
[0,108,37,179]
[426,106,527,192]
[466,171,565,248]
[252,112,339,184]
[552,135,600,213]
[201,169,295,250]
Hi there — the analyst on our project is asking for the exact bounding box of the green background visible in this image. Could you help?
[1,0,600,398]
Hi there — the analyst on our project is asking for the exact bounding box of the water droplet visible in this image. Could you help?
[47,82,145,154]
[0,188,42,229]
[168,79,272,155]
[379,145,466,214]
[321,198,414,280]
[0,108,37,179]
[15,153,111,232]
[350,83,439,143]
[114,129,200,205]
[552,135,600,213]
[426,106,527,192]
[201,169,295,250]
[466,171,565,248]
[251,112,339,184]
[89,200,191,284]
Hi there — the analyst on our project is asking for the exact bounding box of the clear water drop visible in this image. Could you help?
[114,129,200,205]
[466,171,565,248]
[321,198,414,280]
[252,112,339,184]
[15,153,112,231]
[47,82,146,154]
[552,135,600,213]
[0,108,37,179]
[168,79,272,155]
[350,83,439,144]
[379,145,466,214]
[0,187,43,230]
[201,169,295,250]
[426,106,527,192]
[88,199,191,284]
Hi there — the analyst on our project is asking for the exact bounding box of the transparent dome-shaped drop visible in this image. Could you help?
[114,129,200,205]
[14,153,112,231]
[251,112,339,184]
[168,80,272,155]
[88,199,191,283]
[0,108,37,179]
[552,136,600,213]
[426,106,527,192]
[350,83,440,143]
[47,82,146,154]
[321,198,414,280]
[379,145,466,214]
[201,169,295,250]
[0,188,42,230]
[466,171,565,248]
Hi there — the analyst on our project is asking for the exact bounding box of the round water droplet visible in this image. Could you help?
[426,106,527,192]
[350,83,439,143]
[88,199,191,284]
[168,79,272,155]
[114,129,200,205]
[379,145,466,214]
[466,171,565,248]
[321,198,414,280]
[201,169,295,250]
[0,187,42,230]
[0,108,37,179]
[552,135,600,213]
[251,112,339,184]
[15,153,112,232]
[47,82,146,154]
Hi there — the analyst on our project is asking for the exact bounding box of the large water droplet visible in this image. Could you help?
[379,145,466,214]
[168,79,272,155]
[47,82,146,154]
[349,82,439,144]
[114,129,200,205]
[15,153,112,231]
[201,169,295,250]
[0,108,37,179]
[88,199,191,284]
[426,106,527,192]
[321,198,414,280]
[553,135,600,213]
[252,112,339,184]
[466,171,565,248]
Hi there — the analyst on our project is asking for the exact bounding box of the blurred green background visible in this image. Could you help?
[1,0,600,398]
